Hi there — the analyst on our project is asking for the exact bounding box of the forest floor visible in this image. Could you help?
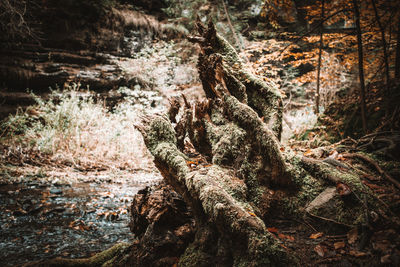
[1,21,400,266]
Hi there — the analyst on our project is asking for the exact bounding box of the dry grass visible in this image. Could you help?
[0,85,154,171]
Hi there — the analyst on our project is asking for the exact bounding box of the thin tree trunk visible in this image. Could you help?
[316,0,325,114]
[396,18,400,80]
[293,0,309,30]
[371,0,390,94]
[221,0,241,52]
[352,0,368,133]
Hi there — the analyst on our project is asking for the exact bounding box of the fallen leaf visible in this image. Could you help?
[278,233,285,239]
[347,228,358,244]
[381,254,391,264]
[349,250,367,257]
[280,244,288,249]
[309,232,323,239]
[304,149,312,156]
[336,183,351,196]
[314,244,325,257]
[334,241,346,250]
[267,227,279,233]
[282,234,295,241]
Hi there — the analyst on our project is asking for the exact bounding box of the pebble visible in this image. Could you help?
[50,188,63,195]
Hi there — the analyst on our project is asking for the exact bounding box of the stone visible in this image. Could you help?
[306,187,337,213]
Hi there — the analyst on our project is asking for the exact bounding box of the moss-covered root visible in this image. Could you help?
[221,90,291,186]
[22,243,130,267]
[300,156,368,194]
[140,115,297,266]
[191,20,283,139]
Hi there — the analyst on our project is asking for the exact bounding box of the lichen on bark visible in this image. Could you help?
[136,20,391,266]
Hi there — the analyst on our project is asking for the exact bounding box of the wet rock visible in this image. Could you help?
[62,208,74,216]
[306,187,337,213]
[127,181,195,266]
[50,188,62,195]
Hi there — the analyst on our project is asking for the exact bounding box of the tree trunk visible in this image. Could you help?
[396,18,400,81]
[315,0,325,114]
[371,0,390,94]
[352,0,368,133]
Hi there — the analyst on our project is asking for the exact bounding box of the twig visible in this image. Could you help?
[283,91,292,110]
[307,211,354,228]
[221,0,243,54]
[343,153,400,190]
[220,0,253,68]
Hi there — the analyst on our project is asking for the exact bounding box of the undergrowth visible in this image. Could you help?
[0,84,152,170]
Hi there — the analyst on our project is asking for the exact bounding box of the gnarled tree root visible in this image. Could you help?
[136,21,392,266]
[137,115,296,266]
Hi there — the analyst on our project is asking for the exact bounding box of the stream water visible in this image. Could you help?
[0,172,161,266]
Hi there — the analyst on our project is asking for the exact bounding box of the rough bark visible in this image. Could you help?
[352,0,368,133]
[315,0,324,114]
[127,182,195,266]
[136,21,384,266]
[371,0,390,94]
[396,19,400,81]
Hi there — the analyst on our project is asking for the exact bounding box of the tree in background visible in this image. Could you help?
[261,0,399,133]
[315,0,325,114]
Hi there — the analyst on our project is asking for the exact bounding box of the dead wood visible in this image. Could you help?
[136,21,388,266]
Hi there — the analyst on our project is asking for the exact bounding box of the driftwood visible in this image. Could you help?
[136,21,385,266]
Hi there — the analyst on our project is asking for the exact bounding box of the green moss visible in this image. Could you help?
[213,31,282,132]
[178,242,213,267]
[146,116,177,152]
[215,33,242,66]
[205,121,246,166]
[210,104,228,125]
[153,142,189,179]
